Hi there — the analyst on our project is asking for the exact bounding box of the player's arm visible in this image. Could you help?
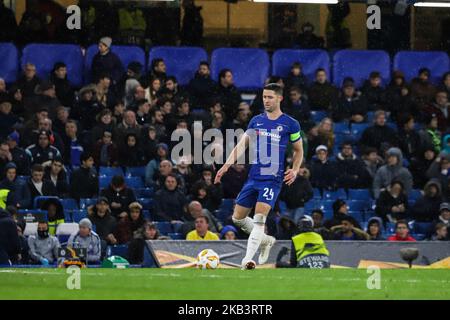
[284,138,303,186]
[214,133,250,184]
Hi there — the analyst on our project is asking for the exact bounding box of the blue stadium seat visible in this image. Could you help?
[333,50,391,88]
[349,211,365,225]
[33,196,60,209]
[107,244,128,258]
[409,189,423,202]
[350,123,369,140]
[79,198,97,210]
[99,166,124,177]
[16,175,29,184]
[304,200,319,212]
[85,45,145,83]
[125,176,144,189]
[219,199,235,213]
[0,43,18,83]
[322,189,347,201]
[211,48,269,90]
[278,201,288,215]
[149,46,208,86]
[142,210,151,220]
[64,210,72,223]
[334,122,351,134]
[366,111,375,123]
[155,222,172,235]
[134,187,154,198]
[72,210,88,223]
[125,166,146,178]
[310,111,327,122]
[168,233,184,240]
[386,222,396,234]
[137,198,153,211]
[57,234,70,244]
[99,176,113,189]
[313,188,322,200]
[271,49,330,82]
[60,198,78,211]
[411,234,426,241]
[215,209,232,223]
[316,200,335,212]
[347,200,369,212]
[348,189,372,201]
[413,222,433,236]
[21,44,84,87]
[393,51,450,84]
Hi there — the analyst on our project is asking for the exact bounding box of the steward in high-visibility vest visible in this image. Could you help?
[0,189,11,210]
[276,216,330,268]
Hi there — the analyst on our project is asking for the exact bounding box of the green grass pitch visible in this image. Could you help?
[0,268,449,300]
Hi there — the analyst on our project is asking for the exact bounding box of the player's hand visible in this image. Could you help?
[284,169,298,186]
[214,165,229,184]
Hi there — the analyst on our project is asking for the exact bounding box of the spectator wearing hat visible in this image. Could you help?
[335,142,371,189]
[418,112,441,154]
[410,68,437,107]
[324,199,361,230]
[186,215,219,241]
[43,157,69,198]
[40,198,65,236]
[375,180,409,223]
[360,71,387,111]
[411,179,443,223]
[67,218,102,263]
[25,130,62,166]
[332,77,367,123]
[100,175,136,220]
[387,220,416,242]
[50,62,74,107]
[307,68,338,111]
[423,89,449,132]
[373,147,413,199]
[220,225,238,240]
[92,130,119,167]
[0,95,20,139]
[28,221,60,265]
[114,201,146,244]
[330,216,369,241]
[359,110,398,152]
[71,84,102,131]
[145,143,170,187]
[366,217,385,240]
[16,63,41,101]
[27,164,57,201]
[87,197,117,245]
[308,145,337,191]
[6,131,30,176]
[432,202,450,235]
[69,152,99,202]
[0,162,31,209]
[397,113,421,161]
[91,37,124,85]
[153,174,188,223]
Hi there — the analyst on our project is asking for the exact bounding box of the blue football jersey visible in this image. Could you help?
[245,113,301,182]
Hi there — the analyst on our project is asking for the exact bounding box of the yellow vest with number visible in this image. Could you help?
[292,232,329,261]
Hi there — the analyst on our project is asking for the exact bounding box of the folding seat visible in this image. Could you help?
[322,189,347,201]
[137,198,153,211]
[350,122,369,140]
[219,199,235,213]
[134,188,154,198]
[393,51,450,84]
[312,188,322,200]
[348,189,372,201]
[125,176,144,189]
[310,111,328,122]
[168,233,184,240]
[33,196,60,209]
[0,43,18,83]
[107,244,128,258]
[272,49,330,82]
[99,176,113,189]
[56,223,79,244]
[346,200,369,212]
[79,198,98,210]
[154,222,172,235]
[71,210,88,223]
[408,189,423,202]
[334,122,351,135]
[413,222,433,236]
[60,198,78,211]
[21,44,84,87]
[99,166,124,177]
[333,50,391,88]
[211,48,269,90]
[149,46,208,86]
[125,166,146,178]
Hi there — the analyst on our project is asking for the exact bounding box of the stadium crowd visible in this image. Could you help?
[0,35,450,266]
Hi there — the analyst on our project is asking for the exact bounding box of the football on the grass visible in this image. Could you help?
[196,249,220,269]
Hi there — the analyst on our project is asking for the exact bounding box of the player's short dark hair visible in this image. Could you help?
[264,83,283,96]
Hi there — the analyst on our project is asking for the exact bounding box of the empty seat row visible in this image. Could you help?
[0,43,448,89]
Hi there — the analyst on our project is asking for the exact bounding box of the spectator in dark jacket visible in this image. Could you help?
[324,199,361,230]
[360,71,387,111]
[409,147,436,189]
[44,158,69,198]
[397,113,421,160]
[127,222,161,264]
[422,89,449,133]
[335,142,371,189]
[218,69,241,120]
[87,197,117,245]
[0,209,20,265]
[26,80,61,120]
[279,167,313,223]
[375,180,409,223]
[6,131,30,176]
[16,63,41,101]
[25,130,62,166]
[71,84,102,132]
[27,164,57,201]
[410,68,437,108]
[284,86,313,130]
[187,61,218,110]
[91,37,124,85]
[386,71,416,121]
[307,68,338,111]
[114,201,146,245]
[153,174,188,223]
[118,133,146,167]
[69,152,99,201]
[221,164,248,199]
[284,62,308,91]
[360,110,398,152]
[309,145,337,191]
[0,95,20,139]
[0,162,31,209]
[432,202,450,239]
[276,216,298,240]
[50,62,74,107]
[411,179,442,222]
[332,78,367,123]
[92,130,119,167]
[366,217,385,240]
[100,175,136,220]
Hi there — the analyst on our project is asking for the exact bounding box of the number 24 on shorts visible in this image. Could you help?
[263,188,274,201]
